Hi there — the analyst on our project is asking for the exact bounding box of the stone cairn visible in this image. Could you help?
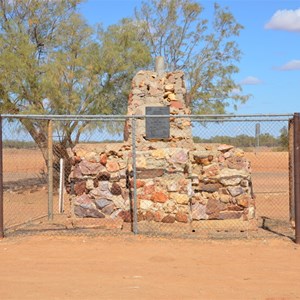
[67,58,255,227]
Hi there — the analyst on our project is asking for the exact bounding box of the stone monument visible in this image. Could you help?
[67,58,256,229]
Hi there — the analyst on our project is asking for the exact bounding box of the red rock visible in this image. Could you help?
[74,194,93,207]
[96,172,111,181]
[137,169,164,179]
[130,179,145,188]
[219,211,243,220]
[208,212,220,220]
[206,199,225,215]
[119,210,132,222]
[100,153,108,166]
[199,183,222,192]
[110,182,122,195]
[227,204,244,211]
[236,194,251,207]
[74,206,105,218]
[79,160,104,175]
[143,184,155,195]
[106,161,120,172]
[137,212,145,222]
[162,215,175,223]
[72,165,83,178]
[151,191,168,203]
[73,156,82,164]
[136,180,145,188]
[153,211,164,222]
[170,101,183,109]
[170,149,188,164]
[203,165,220,177]
[74,181,86,196]
[128,93,133,104]
[93,178,99,187]
[144,211,154,221]
[175,212,188,223]
[101,203,115,215]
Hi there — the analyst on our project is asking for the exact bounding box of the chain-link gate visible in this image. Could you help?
[0,114,295,240]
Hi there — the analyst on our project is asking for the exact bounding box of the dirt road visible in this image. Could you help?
[0,235,299,300]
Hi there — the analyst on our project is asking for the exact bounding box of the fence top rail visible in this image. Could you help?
[0,113,294,121]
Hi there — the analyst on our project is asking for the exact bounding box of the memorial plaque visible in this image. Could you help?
[146,106,170,139]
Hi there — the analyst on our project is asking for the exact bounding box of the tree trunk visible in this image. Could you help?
[19,119,72,189]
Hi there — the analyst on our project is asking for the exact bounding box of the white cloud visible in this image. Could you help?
[265,8,300,32]
[230,88,241,95]
[240,76,263,85]
[278,60,300,70]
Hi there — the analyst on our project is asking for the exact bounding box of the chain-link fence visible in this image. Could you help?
[0,114,295,240]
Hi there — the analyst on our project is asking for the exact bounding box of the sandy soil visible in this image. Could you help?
[0,235,299,300]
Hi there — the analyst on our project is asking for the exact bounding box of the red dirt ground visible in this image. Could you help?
[0,235,299,300]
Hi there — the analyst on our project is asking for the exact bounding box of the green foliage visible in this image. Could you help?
[194,133,283,149]
[135,0,249,113]
[0,0,150,151]
[279,126,288,149]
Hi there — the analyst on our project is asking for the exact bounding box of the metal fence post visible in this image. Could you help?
[131,117,138,234]
[293,113,300,244]
[289,118,295,226]
[48,119,53,220]
[0,115,4,238]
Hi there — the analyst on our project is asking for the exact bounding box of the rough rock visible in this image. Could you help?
[199,183,222,193]
[236,194,251,207]
[74,194,95,209]
[171,193,189,205]
[151,191,168,203]
[119,210,132,222]
[110,182,122,195]
[140,200,153,210]
[218,144,234,152]
[137,169,165,179]
[153,211,164,222]
[106,161,120,172]
[219,211,243,220]
[102,203,115,215]
[79,160,104,175]
[96,172,111,181]
[74,206,105,218]
[175,212,188,223]
[228,186,244,197]
[191,202,208,220]
[95,199,113,209]
[74,181,86,196]
[162,215,176,223]
[144,211,155,221]
[99,153,108,166]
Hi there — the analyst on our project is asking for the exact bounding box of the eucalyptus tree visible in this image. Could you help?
[0,0,150,183]
[135,0,249,113]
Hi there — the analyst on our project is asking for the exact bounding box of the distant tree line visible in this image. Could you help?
[194,126,289,150]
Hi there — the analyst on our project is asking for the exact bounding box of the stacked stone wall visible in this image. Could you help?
[68,144,255,224]
[67,67,256,227]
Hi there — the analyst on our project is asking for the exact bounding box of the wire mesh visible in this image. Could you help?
[2,117,48,231]
[1,114,294,240]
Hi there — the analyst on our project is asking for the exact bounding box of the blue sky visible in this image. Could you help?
[79,0,300,115]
